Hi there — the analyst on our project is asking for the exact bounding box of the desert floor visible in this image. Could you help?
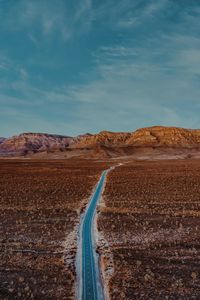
[0,159,109,299]
[98,159,200,299]
[1,159,200,299]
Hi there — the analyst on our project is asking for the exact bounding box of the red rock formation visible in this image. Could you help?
[0,133,73,155]
[74,126,200,149]
[127,126,200,147]
[1,126,200,158]
[72,131,131,148]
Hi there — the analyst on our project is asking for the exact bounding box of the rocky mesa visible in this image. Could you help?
[0,133,73,156]
[1,126,200,158]
[72,126,200,148]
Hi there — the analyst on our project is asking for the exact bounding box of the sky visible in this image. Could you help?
[0,0,200,137]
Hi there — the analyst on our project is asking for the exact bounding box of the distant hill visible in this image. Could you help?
[1,126,200,159]
[0,138,6,144]
[71,126,200,148]
[0,133,73,156]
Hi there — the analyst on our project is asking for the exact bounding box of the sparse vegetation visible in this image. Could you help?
[0,159,109,299]
[98,160,200,299]
[2,158,200,299]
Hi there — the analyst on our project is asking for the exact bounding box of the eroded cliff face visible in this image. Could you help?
[0,133,73,155]
[1,126,200,157]
[72,131,131,148]
[73,126,200,148]
[128,126,200,147]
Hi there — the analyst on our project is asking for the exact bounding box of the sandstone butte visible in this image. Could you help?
[1,126,200,157]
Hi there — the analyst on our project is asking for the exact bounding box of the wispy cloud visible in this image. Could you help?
[2,29,200,136]
[0,52,29,82]
[59,27,200,131]
[1,0,200,136]
[2,0,92,41]
[117,0,169,28]
[90,0,169,30]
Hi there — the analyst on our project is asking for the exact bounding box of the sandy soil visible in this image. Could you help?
[0,159,109,300]
[98,159,200,299]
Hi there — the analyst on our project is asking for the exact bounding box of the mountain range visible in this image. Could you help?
[0,137,6,144]
[1,126,200,159]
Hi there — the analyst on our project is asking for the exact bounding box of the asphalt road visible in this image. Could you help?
[81,170,107,300]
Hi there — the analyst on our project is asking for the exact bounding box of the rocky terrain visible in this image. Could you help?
[1,126,200,159]
[98,160,200,299]
[72,126,200,148]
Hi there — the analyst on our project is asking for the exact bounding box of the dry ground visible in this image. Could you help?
[98,159,200,299]
[0,159,109,300]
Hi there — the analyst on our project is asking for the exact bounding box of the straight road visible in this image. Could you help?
[81,170,108,300]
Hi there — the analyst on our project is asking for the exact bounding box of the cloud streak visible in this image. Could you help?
[117,0,169,28]
[2,0,92,41]
[60,28,200,131]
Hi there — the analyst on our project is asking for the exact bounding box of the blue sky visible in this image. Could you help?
[0,0,200,137]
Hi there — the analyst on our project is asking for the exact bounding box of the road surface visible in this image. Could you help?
[81,170,108,300]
